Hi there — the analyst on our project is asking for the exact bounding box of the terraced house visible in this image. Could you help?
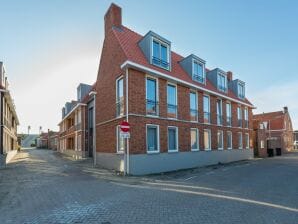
[0,62,19,167]
[93,4,254,175]
[58,83,96,159]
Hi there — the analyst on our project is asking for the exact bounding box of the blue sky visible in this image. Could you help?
[1,0,298,133]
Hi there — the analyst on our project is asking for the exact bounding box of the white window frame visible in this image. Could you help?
[166,82,178,119]
[146,124,160,154]
[217,72,227,93]
[260,140,264,149]
[238,132,243,149]
[217,130,224,150]
[167,126,179,152]
[216,99,223,126]
[116,125,125,154]
[145,75,159,117]
[244,107,248,129]
[116,76,124,117]
[203,94,210,124]
[190,128,199,151]
[238,82,245,99]
[245,133,250,149]
[227,131,232,150]
[189,90,198,122]
[204,129,211,151]
[151,37,170,70]
[192,59,206,84]
[226,102,232,127]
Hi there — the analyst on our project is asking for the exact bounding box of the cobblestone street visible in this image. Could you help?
[0,149,298,224]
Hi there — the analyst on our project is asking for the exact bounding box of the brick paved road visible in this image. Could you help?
[0,149,298,224]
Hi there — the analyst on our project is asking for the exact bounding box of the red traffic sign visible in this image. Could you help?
[120,121,130,133]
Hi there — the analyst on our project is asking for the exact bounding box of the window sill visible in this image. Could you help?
[218,148,223,150]
[147,151,160,155]
[204,148,212,151]
[116,151,125,155]
[168,150,179,153]
[191,149,200,152]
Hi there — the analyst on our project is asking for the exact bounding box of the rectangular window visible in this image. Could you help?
[238,132,243,149]
[116,77,124,117]
[260,140,264,149]
[146,77,158,116]
[217,74,227,92]
[152,40,169,69]
[238,83,245,99]
[168,127,178,152]
[245,133,250,149]
[204,129,211,151]
[193,61,204,83]
[244,108,248,128]
[117,126,125,153]
[226,103,232,126]
[190,91,198,122]
[203,95,210,123]
[217,130,223,150]
[237,106,242,127]
[191,128,199,151]
[227,131,232,149]
[167,84,177,118]
[216,99,222,125]
[147,125,159,153]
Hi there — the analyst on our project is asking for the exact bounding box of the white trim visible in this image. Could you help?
[166,82,178,119]
[192,58,206,85]
[145,75,159,116]
[121,60,255,108]
[238,132,243,149]
[203,94,210,124]
[190,128,199,151]
[227,131,233,150]
[116,75,124,117]
[245,133,250,149]
[58,103,86,125]
[151,37,171,71]
[216,98,223,126]
[167,126,179,152]
[116,125,125,154]
[146,124,160,154]
[217,71,228,93]
[217,130,224,150]
[226,102,232,127]
[204,129,211,151]
[189,90,198,122]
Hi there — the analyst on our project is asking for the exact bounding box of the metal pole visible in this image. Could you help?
[126,68,129,175]
[93,94,96,166]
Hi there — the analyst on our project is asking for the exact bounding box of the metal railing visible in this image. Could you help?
[193,75,204,83]
[226,116,232,126]
[217,114,223,125]
[238,119,243,127]
[75,123,82,131]
[244,120,249,128]
[204,112,210,123]
[167,104,177,118]
[190,109,198,121]
[218,85,227,92]
[146,99,159,116]
[152,57,169,69]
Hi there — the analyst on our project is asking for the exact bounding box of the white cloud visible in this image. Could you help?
[249,81,298,130]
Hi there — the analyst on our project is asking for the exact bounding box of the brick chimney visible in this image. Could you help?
[283,106,288,113]
[227,71,233,81]
[104,3,122,35]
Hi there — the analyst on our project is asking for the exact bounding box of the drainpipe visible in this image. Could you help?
[126,68,130,175]
[89,91,97,166]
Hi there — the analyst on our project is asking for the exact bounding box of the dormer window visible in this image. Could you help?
[152,39,169,70]
[193,60,205,83]
[217,73,227,92]
[238,82,245,99]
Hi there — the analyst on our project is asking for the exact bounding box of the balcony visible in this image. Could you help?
[204,112,210,123]
[146,99,159,116]
[238,119,242,127]
[226,116,232,126]
[152,57,169,69]
[167,104,177,119]
[190,109,198,122]
[116,100,124,117]
[217,114,223,125]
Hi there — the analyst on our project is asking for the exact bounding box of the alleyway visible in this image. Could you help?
[0,149,298,224]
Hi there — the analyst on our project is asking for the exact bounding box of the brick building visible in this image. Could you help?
[93,4,254,175]
[294,130,298,150]
[253,107,294,157]
[0,62,19,167]
[58,83,96,159]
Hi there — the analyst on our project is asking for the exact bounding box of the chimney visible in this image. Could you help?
[227,71,233,81]
[104,3,122,35]
[283,106,288,113]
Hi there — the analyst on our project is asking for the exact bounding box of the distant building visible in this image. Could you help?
[294,130,298,150]
[0,62,20,167]
[253,107,293,157]
[58,83,96,159]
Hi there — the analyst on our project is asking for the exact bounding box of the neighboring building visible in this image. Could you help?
[58,83,95,159]
[48,130,59,150]
[38,132,49,148]
[93,4,254,175]
[293,130,298,150]
[0,62,20,167]
[253,107,294,157]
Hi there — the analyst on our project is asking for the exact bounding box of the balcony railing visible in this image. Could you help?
[152,57,169,69]
[75,123,82,131]
[167,104,177,118]
[218,85,227,92]
[244,120,249,128]
[239,94,245,99]
[116,100,124,117]
[217,114,223,125]
[226,116,232,126]
[146,99,159,116]
[238,119,242,127]
[193,74,204,83]
[190,109,198,122]
[204,112,210,123]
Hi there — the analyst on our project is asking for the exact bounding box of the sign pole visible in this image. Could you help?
[126,68,129,175]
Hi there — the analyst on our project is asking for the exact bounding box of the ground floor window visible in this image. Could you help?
[168,126,178,152]
[117,126,125,153]
[217,130,223,150]
[238,132,243,149]
[147,125,159,153]
[191,128,199,151]
[204,129,211,151]
[227,131,232,149]
[260,140,264,149]
[245,133,250,149]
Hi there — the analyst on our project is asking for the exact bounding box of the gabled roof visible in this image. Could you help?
[112,26,253,106]
[253,111,285,130]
